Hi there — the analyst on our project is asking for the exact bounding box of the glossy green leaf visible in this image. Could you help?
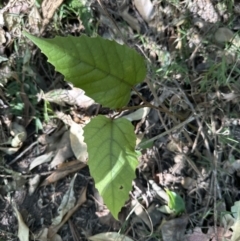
[166,189,185,215]
[84,116,139,219]
[23,31,146,109]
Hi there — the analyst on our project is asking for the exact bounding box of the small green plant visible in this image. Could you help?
[23,31,146,219]
[166,189,185,215]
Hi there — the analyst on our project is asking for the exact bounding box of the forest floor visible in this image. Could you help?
[0,0,240,240]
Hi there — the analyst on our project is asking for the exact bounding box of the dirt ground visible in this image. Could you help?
[0,0,240,240]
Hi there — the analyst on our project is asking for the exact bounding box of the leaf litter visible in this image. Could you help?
[0,0,240,240]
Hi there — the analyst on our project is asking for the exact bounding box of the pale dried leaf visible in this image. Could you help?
[0,146,20,155]
[43,88,94,108]
[41,0,64,29]
[222,92,240,102]
[12,202,29,241]
[120,7,141,33]
[88,232,134,241]
[70,123,88,162]
[10,122,27,147]
[29,174,41,195]
[52,174,77,225]
[48,186,87,238]
[28,4,42,34]
[122,107,150,121]
[149,180,169,202]
[29,152,54,170]
[134,0,155,22]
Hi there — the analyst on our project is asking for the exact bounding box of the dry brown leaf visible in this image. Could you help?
[122,107,150,122]
[28,4,42,34]
[48,185,87,238]
[41,160,86,186]
[41,0,65,31]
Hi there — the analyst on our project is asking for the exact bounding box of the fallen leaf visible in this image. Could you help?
[122,107,150,121]
[41,0,65,31]
[70,122,88,163]
[134,0,155,22]
[52,174,77,225]
[12,201,29,241]
[88,232,134,241]
[41,160,86,186]
[48,185,87,238]
[43,88,94,108]
[29,152,54,170]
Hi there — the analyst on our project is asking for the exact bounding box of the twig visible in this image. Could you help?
[139,114,196,146]
[8,141,38,165]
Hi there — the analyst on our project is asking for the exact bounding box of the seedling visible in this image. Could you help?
[23,31,147,219]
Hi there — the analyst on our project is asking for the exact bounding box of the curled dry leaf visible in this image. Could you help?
[28,174,41,195]
[0,146,20,155]
[43,88,95,108]
[10,122,27,147]
[70,122,88,163]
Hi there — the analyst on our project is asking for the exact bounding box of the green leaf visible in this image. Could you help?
[84,116,139,219]
[166,189,185,215]
[23,31,146,109]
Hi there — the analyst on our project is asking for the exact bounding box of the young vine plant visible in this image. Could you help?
[23,31,147,219]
